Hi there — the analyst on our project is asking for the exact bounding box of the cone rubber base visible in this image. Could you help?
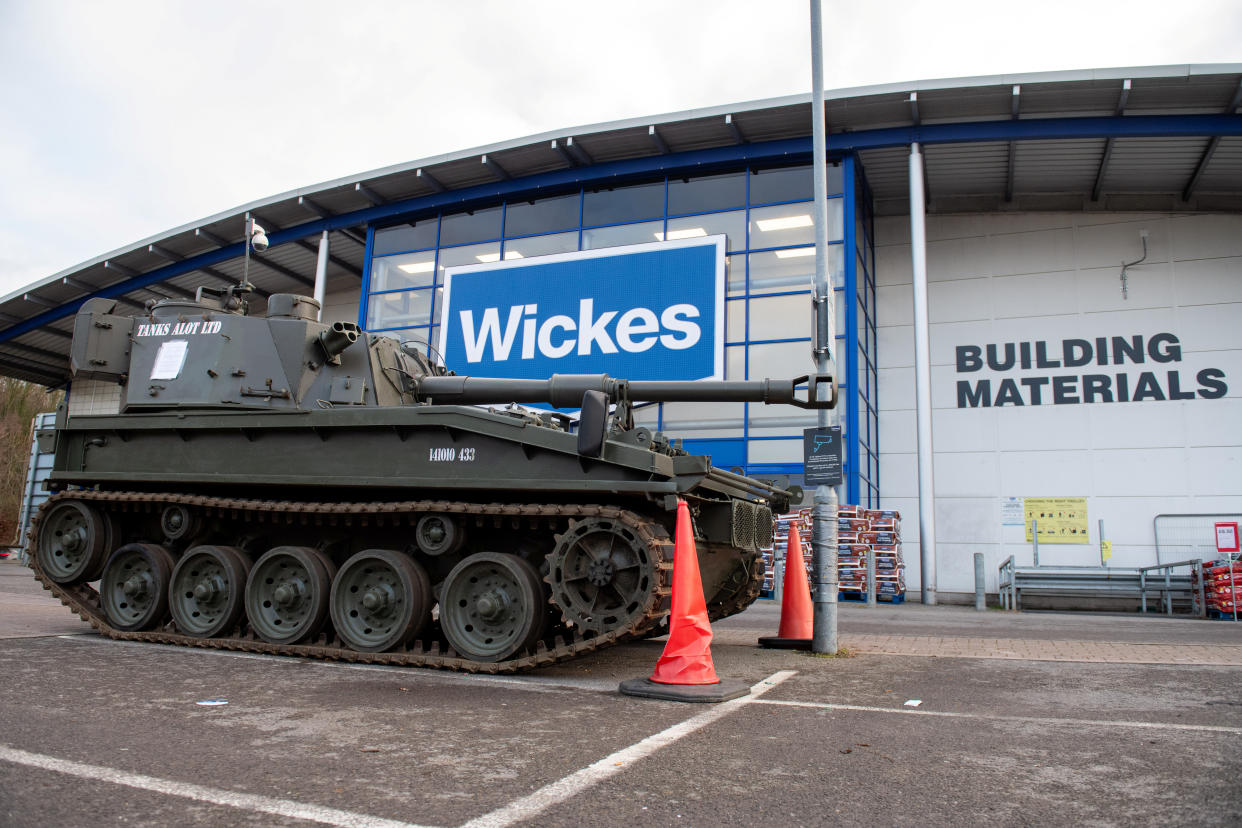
[757,635,813,650]
[618,677,750,703]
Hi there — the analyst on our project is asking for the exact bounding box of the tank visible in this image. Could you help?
[28,285,835,672]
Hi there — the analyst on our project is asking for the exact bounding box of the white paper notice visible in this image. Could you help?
[151,340,189,380]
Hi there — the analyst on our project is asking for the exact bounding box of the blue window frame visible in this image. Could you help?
[362,155,878,507]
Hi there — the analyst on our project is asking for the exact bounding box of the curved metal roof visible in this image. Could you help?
[2,63,1240,386]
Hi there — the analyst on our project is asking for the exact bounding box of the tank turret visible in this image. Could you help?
[32,289,836,672]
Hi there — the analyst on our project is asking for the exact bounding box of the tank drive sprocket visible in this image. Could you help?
[545,516,670,638]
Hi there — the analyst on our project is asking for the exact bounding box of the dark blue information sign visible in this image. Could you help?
[803,426,843,486]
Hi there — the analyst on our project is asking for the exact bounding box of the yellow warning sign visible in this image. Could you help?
[1101,540,1113,561]
[1024,497,1089,544]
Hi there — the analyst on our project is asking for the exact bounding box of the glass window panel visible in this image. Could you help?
[633,402,660,427]
[668,171,745,215]
[749,294,812,342]
[749,164,842,204]
[746,438,803,463]
[661,210,744,252]
[582,181,664,226]
[502,231,578,260]
[504,193,580,237]
[749,201,842,249]
[581,221,663,250]
[747,414,817,432]
[369,251,436,292]
[726,346,745,380]
[747,340,812,380]
[439,206,503,246]
[438,242,502,277]
[747,244,842,293]
[368,289,434,329]
[726,298,745,342]
[726,254,744,296]
[660,401,745,439]
[395,326,440,355]
[373,219,438,256]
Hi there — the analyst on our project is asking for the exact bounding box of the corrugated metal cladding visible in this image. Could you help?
[0,65,1239,386]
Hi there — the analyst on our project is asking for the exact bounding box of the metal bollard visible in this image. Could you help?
[1032,519,1040,567]
[974,552,986,611]
[866,548,876,607]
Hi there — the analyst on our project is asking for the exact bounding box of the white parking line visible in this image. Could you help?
[461,670,797,828]
[0,745,436,828]
[754,699,1242,734]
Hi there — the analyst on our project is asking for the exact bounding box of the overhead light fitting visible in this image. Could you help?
[755,214,813,232]
[475,253,501,263]
[654,227,707,241]
[503,251,524,260]
[774,247,816,259]
[397,261,435,274]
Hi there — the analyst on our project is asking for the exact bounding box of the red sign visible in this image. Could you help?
[1217,522,1240,554]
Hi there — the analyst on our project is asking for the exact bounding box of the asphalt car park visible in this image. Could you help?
[1,558,1240,827]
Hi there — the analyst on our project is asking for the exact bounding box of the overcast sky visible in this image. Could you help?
[1,0,1239,299]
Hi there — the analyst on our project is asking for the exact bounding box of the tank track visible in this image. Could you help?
[27,490,676,674]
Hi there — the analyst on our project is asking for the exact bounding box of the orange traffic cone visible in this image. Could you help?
[758,523,813,649]
[619,500,749,703]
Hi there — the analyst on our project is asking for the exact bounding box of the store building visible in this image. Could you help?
[2,65,1239,599]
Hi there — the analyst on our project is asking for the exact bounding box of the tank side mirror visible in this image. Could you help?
[577,390,608,458]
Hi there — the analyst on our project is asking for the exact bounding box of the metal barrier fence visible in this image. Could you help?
[1154,513,1241,565]
[14,411,56,564]
[998,556,1205,616]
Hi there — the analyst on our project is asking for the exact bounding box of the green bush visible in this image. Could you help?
[0,378,62,546]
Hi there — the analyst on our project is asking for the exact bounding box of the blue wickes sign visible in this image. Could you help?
[437,236,725,380]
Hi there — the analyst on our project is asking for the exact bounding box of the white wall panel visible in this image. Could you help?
[997,449,1097,493]
[1173,304,1242,352]
[1187,446,1242,495]
[1089,448,1190,496]
[996,404,1091,451]
[929,278,994,323]
[985,227,1076,277]
[1087,402,1188,450]
[878,365,915,411]
[991,270,1080,318]
[932,406,998,453]
[1174,257,1242,305]
[1074,262,1174,312]
[933,452,999,497]
[1170,214,1242,260]
[873,211,1240,596]
[1073,218,1170,270]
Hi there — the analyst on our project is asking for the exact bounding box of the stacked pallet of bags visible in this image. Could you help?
[763,506,906,602]
[838,505,907,602]
[1195,560,1242,618]
[763,510,813,596]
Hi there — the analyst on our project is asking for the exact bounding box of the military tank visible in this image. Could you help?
[28,284,835,672]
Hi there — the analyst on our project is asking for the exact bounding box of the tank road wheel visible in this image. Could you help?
[169,546,251,638]
[546,518,657,637]
[36,500,113,585]
[246,547,336,645]
[100,543,175,632]
[440,552,545,663]
[330,550,432,653]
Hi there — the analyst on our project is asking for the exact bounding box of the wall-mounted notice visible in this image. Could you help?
[1024,497,1089,544]
[1000,497,1024,526]
[1217,522,1240,555]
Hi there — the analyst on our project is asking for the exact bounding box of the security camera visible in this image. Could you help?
[249,222,269,252]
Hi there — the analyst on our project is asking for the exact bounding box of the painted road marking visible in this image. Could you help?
[0,745,436,828]
[754,699,1242,734]
[460,670,797,828]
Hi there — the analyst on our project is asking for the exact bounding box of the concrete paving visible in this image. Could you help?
[1,557,1240,827]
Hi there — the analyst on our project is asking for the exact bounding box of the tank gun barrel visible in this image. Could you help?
[413,373,835,409]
